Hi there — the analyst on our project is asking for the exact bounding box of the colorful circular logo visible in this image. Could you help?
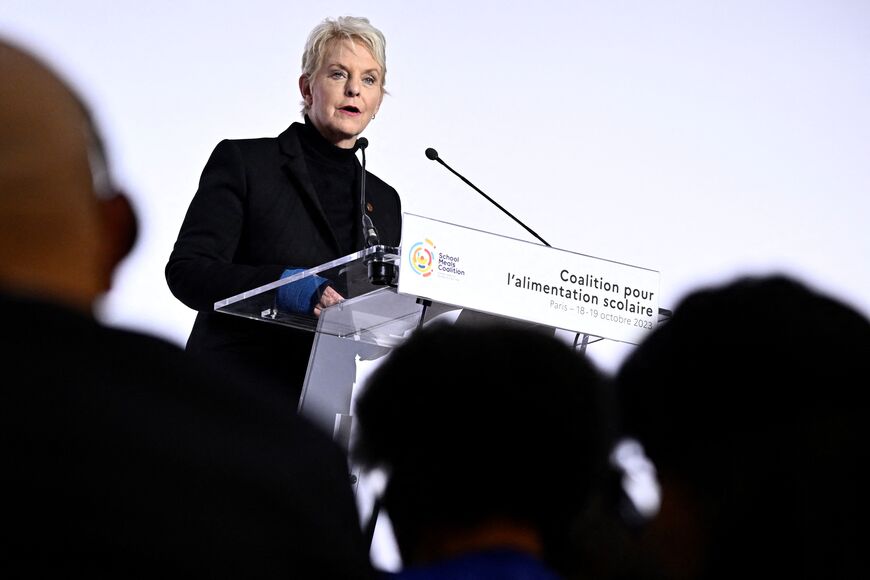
[408,239,435,277]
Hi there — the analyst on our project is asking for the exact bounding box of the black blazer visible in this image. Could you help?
[166,122,401,398]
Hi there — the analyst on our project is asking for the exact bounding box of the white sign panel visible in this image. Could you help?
[397,213,661,344]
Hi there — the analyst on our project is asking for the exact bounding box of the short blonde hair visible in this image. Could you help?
[300,16,387,115]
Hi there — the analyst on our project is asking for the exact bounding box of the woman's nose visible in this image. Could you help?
[345,78,360,97]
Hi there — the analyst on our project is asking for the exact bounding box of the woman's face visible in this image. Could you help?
[300,38,383,149]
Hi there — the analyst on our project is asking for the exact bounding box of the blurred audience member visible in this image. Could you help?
[612,274,870,579]
[0,38,372,579]
[352,321,613,579]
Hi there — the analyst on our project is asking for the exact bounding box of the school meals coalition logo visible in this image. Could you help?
[408,239,436,277]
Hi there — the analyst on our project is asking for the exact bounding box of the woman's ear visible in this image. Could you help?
[299,75,312,105]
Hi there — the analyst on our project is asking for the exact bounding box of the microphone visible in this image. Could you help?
[424,147,550,247]
[357,137,380,247]
[425,147,673,330]
[357,137,394,286]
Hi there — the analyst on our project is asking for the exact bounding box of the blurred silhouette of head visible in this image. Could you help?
[353,321,612,574]
[614,274,870,579]
[0,38,136,312]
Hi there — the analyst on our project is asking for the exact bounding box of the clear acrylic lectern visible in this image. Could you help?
[213,245,456,444]
[213,215,669,445]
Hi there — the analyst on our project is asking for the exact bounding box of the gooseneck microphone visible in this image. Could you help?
[357,137,380,247]
[356,137,394,286]
[424,148,550,247]
[425,148,673,329]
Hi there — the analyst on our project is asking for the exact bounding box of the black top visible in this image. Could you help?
[299,116,360,256]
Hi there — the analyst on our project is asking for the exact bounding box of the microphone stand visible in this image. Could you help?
[358,137,395,286]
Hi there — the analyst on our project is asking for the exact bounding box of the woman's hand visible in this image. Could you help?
[313,285,344,317]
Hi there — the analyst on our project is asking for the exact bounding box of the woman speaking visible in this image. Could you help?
[166,16,401,403]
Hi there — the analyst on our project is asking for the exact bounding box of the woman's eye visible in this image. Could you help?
[362,76,377,86]
[330,70,347,79]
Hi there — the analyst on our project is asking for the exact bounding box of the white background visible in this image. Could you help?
[2,1,867,369]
